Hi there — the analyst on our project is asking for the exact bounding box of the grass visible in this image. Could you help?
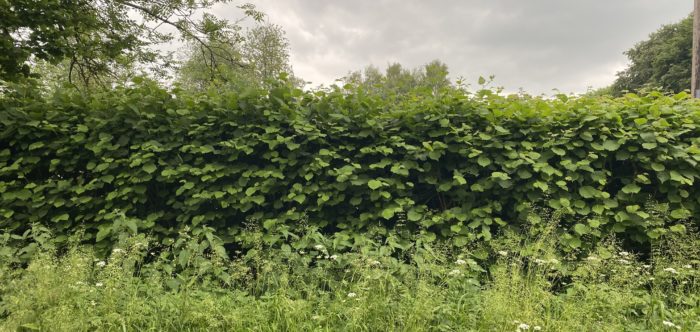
[0,226,699,331]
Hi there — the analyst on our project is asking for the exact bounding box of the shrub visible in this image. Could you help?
[0,82,699,257]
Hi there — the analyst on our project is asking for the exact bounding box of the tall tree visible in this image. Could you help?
[610,15,692,95]
[0,0,264,87]
[176,22,297,91]
[342,60,452,97]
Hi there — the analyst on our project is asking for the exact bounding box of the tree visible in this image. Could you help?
[610,15,692,95]
[0,0,264,86]
[421,59,450,95]
[176,22,298,91]
[341,60,452,98]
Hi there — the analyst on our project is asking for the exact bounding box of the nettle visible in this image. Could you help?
[0,82,699,259]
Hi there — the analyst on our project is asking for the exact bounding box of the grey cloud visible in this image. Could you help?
[232,0,692,94]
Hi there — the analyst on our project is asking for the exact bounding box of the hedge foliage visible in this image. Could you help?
[1,82,699,257]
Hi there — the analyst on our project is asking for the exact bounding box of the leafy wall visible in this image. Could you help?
[1,83,699,257]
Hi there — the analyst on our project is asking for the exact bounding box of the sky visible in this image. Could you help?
[217,0,692,94]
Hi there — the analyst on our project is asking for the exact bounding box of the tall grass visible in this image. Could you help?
[1,225,698,331]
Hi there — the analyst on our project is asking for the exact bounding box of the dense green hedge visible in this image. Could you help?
[1,82,699,256]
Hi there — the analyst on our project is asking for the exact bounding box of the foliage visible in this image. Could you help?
[0,225,699,331]
[0,0,264,86]
[176,23,298,92]
[343,60,452,98]
[1,82,700,260]
[610,15,692,96]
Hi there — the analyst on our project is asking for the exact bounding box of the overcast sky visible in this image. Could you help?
[217,1,691,94]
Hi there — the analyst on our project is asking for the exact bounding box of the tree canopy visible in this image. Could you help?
[0,0,264,86]
[342,60,452,98]
[176,23,298,92]
[610,15,691,95]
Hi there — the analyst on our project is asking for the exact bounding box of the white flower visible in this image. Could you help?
[324,255,329,259]
[311,315,320,320]
[498,250,508,256]
[90,300,96,306]
[448,269,462,276]
[534,259,546,265]
[643,264,652,269]
[649,277,655,281]
[299,251,306,255]
[95,261,106,268]
[313,245,324,251]
[112,248,124,254]
[517,323,530,331]
[347,292,357,298]
[95,282,103,287]
[533,326,542,331]
[662,320,681,330]
[683,264,692,269]
[620,251,630,257]
[617,259,630,265]
[455,259,466,265]
[75,281,85,285]
[548,258,560,265]
[586,256,600,261]
[370,260,381,267]
[329,255,338,260]
[663,267,678,274]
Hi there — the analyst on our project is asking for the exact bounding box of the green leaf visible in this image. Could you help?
[368,179,383,190]
[381,207,395,219]
[407,209,422,221]
[574,223,589,235]
[477,155,491,167]
[621,183,641,194]
[578,186,597,199]
[602,140,620,151]
[142,163,157,174]
[670,208,691,219]
[669,224,687,233]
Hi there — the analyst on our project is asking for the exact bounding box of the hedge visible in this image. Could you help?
[1,83,699,257]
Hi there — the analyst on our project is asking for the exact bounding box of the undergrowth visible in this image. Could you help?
[1,219,698,331]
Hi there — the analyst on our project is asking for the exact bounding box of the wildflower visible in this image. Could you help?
[617,259,630,265]
[347,292,357,298]
[447,269,462,276]
[324,255,329,259]
[662,320,681,330]
[517,323,530,331]
[95,282,103,287]
[534,259,546,265]
[90,300,96,306]
[620,251,630,257]
[533,326,542,331]
[370,260,381,267]
[75,281,85,285]
[329,255,338,260]
[643,264,652,269]
[314,245,324,251]
[299,250,306,255]
[95,261,106,268]
[586,255,599,261]
[112,248,124,254]
[455,259,466,265]
[683,264,692,269]
[649,277,655,281]
[548,258,560,265]
[311,315,320,320]
[663,267,678,274]
[498,250,508,257]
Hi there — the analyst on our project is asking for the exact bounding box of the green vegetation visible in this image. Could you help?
[1,82,699,263]
[609,15,692,96]
[2,3,700,330]
[1,217,698,331]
